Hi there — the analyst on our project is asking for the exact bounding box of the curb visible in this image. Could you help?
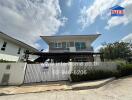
[0,78,115,96]
[71,77,115,90]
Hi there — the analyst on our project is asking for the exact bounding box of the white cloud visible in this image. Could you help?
[78,0,117,28]
[0,0,67,48]
[94,45,104,52]
[105,17,128,29]
[105,1,132,29]
[78,0,132,29]
[121,33,132,43]
[66,0,73,7]
[43,48,49,52]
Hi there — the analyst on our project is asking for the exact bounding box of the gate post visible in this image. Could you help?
[68,60,73,82]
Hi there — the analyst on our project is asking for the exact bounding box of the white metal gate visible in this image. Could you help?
[24,63,70,83]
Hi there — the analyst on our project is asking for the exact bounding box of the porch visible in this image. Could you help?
[26,52,104,63]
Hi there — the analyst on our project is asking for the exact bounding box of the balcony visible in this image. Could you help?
[49,47,69,52]
[76,47,93,52]
[49,47,93,53]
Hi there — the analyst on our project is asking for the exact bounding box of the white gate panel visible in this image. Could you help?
[24,63,70,83]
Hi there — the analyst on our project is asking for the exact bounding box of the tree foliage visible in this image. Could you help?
[100,42,132,60]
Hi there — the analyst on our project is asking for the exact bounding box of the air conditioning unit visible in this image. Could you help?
[69,47,76,52]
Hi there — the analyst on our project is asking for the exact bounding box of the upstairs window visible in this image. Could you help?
[49,42,54,48]
[58,43,61,48]
[66,42,70,48]
[62,42,66,48]
[75,42,86,50]
[50,42,62,48]
[17,48,21,54]
[1,42,7,51]
[55,42,58,48]
[69,42,74,47]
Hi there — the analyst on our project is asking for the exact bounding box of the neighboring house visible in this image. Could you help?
[0,31,38,62]
[33,34,102,62]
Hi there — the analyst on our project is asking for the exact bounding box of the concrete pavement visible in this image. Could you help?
[0,76,132,100]
[0,78,114,95]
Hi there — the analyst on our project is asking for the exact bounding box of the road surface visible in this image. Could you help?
[0,76,132,100]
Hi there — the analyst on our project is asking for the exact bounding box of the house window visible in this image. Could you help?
[66,42,70,48]
[75,42,86,50]
[6,65,11,70]
[50,42,64,48]
[62,42,66,48]
[81,42,86,49]
[55,42,58,48]
[49,42,55,48]
[25,50,29,53]
[69,42,74,47]
[17,48,21,54]
[58,43,61,48]
[1,42,7,51]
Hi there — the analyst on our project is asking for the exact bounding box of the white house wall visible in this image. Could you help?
[0,38,24,55]
[0,38,38,61]
[0,54,19,61]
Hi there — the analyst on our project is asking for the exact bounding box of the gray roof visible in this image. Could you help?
[41,34,101,44]
[0,31,38,52]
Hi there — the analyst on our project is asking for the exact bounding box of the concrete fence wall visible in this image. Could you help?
[0,62,117,85]
[72,62,117,72]
[0,63,26,85]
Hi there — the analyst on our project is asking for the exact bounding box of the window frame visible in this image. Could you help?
[75,42,86,50]
[17,48,21,54]
[1,41,7,51]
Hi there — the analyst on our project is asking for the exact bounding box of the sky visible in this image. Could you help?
[0,0,132,52]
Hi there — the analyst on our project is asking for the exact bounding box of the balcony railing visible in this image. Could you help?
[76,47,93,52]
[49,48,69,52]
[49,47,93,52]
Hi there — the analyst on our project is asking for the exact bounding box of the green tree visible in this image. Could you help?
[100,42,132,60]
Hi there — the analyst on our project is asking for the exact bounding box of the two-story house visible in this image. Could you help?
[32,34,102,62]
[0,31,38,62]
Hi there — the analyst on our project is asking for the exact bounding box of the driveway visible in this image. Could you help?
[0,76,132,100]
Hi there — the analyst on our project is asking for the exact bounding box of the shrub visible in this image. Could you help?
[70,70,117,82]
[70,63,132,82]
[117,63,132,77]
